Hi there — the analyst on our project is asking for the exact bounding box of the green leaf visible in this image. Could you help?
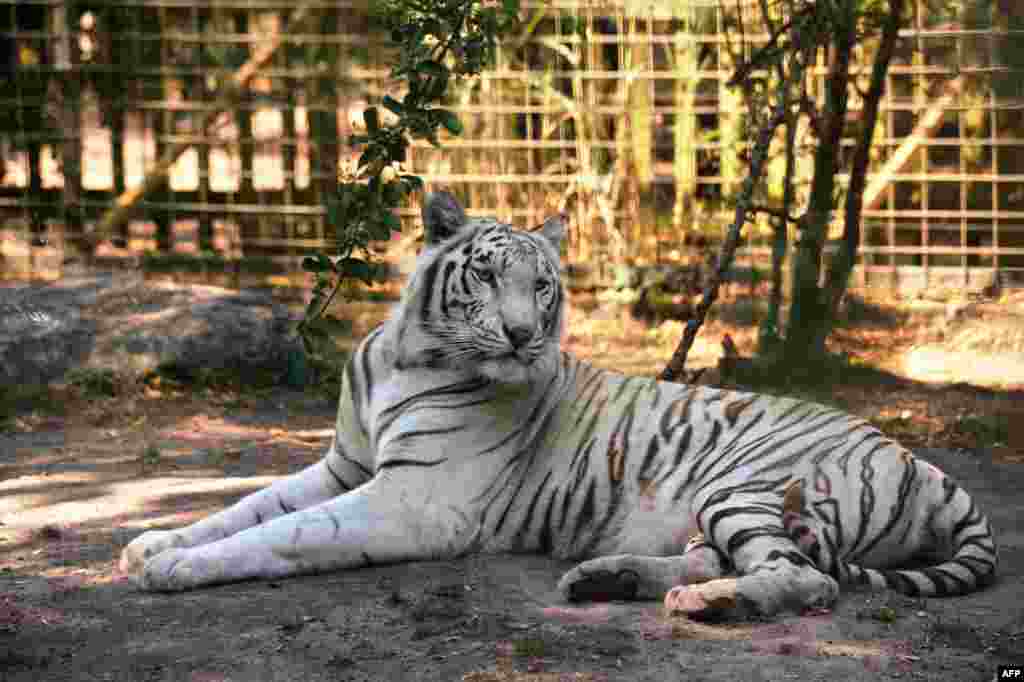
[358,147,381,171]
[388,139,407,163]
[382,95,404,115]
[364,107,380,134]
[421,19,443,39]
[326,198,342,228]
[299,329,315,356]
[349,182,370,203]
[302,254,335,273]
[316,77,338,100]
[437,110,463,136]
[382,211,401,232]
[304,289,327,319]
[337,257,374,284]
[416,60,448,78]
[399,175,423,193]
[337,185,354,211]
[408,73,422,99]
[383,181,406,205]
[482,7,499,33]
[425,73,449,100]
[401,175,424,192]
[369,219,393,241]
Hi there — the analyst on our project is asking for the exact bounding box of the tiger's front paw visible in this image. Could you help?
[137,548,207,592]
[119,529,188,580]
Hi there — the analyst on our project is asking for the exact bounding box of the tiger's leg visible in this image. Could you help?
[558,534,731,602]
[664,491,839,618]
[120,439,371,579]
[135,470,479,592]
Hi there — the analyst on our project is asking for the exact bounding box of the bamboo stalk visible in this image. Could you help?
[84,4,316,255]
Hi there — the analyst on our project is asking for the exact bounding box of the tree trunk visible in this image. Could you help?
[27,143,43,235]
[822,0,906,320]
[762,77,799,351]
[782,8,856,366]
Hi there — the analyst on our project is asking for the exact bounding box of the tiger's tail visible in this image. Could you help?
[841,477,998,597]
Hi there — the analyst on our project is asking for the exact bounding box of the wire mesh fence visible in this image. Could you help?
[0,0,1022,296]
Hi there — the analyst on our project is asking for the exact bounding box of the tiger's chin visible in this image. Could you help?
[477,348,556,385]
[477,356,534,385]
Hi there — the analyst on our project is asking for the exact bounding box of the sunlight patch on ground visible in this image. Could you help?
[901,347,1024,388]
[0,475,277,531]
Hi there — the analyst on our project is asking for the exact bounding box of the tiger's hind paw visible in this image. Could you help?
[558,564,640,602]
[559,551,730,603]
[664,578,738,620]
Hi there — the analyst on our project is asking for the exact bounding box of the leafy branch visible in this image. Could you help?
[298,0,520,347]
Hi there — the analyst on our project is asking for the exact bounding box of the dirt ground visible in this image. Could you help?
[2,296,1024,681]
[0,391,1022,682]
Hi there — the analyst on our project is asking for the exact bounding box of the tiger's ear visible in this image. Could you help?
[536,213,567,251]
[422,191,468,246]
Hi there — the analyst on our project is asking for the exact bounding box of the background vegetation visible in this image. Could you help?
[2,0,1023,378]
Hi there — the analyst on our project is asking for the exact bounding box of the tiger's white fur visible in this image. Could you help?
[120,192,997,618]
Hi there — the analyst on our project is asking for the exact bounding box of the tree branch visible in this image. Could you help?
[798,90,822,138]
[781,3,856,360]
[750,204,800,224]
[659,92,789,382]
[727,2,817,87]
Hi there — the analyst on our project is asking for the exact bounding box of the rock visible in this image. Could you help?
[0,268,303,386]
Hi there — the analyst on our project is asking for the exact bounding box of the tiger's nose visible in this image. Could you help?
[503,323,533,349]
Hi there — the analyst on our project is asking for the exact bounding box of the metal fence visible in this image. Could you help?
[1,0,1023,295]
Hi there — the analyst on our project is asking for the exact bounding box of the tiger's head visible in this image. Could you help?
[389,191,566,385]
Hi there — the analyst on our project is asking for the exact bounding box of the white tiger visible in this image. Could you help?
[120,191,997,618]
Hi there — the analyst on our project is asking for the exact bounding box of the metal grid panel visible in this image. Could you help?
[0,0,1021,292]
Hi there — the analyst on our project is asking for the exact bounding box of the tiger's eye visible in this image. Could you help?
[475,268,495,284]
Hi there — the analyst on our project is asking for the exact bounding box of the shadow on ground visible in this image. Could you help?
[2,276,1022,681]
[1,386,1022,682]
